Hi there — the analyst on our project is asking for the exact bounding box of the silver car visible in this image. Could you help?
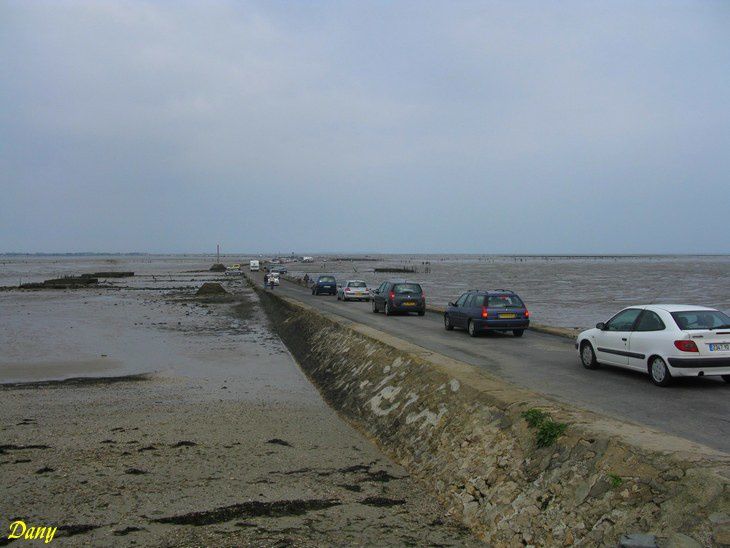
[337,280,370,302]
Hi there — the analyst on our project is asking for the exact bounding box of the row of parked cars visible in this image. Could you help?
[308,275,730,387]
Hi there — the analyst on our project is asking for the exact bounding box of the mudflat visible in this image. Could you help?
[0,264,476,546]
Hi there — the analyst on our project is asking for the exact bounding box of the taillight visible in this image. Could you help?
[421,292,425,300]
[525,310,530,318]
[345,287,351,292]
[481,307,488,319]
[389,291,395,300]
[674,340,699,353]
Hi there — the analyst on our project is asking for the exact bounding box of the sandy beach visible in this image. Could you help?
[0,263,475,546]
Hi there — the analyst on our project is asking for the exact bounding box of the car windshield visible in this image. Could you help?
[393,283,422,294]
[319,276,335,283]
[671,310,730,330]
[487,295,524,308]
[348,281,367,288]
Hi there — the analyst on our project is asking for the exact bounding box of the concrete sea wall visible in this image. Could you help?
[256,288,730,547]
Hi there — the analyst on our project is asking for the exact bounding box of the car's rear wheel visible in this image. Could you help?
[580,342,599,369]
[385,302,392,316]
[444,315,454,330]
[649,356,672,387]
[721,375,730,383]
[468,320,478,337]
[513,329,524,337]
[371,300,378,313]
[418,310,425,316]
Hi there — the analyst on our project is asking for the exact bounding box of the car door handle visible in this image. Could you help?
[621,338,627,342]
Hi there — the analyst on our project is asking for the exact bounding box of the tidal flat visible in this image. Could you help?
[0,260,476,546]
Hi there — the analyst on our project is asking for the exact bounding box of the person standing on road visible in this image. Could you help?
[263,273,269,289]
[269,276,275,290]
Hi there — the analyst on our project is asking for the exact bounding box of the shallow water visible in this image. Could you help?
[2,254,729,328]
[287,254,730,328]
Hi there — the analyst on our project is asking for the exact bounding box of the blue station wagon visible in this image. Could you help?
[444,290,530,337]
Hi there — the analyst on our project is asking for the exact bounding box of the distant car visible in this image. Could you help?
[312,275,337,295]
[444,290,529,337]
[270,265,288,275]
[225,264,242,275]
[337,280,369,301]
[249,260,260,271]
[371,279,425,316]
[264,272,280,286]
[576,304,730,386]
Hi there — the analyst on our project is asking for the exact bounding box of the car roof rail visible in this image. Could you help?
[493,289,514,293]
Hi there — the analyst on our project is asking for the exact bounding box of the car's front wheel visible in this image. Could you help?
[649,356,672,387]
[444,315,454,330]
[580,342,599,369]
[513,329,524,337]
[371,300,378,313]
[721,375,730,383]
[468,320,478,337]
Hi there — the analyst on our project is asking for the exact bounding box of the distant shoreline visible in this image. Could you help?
[3,252,730,258]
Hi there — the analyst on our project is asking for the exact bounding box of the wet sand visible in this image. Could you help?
[0,272,476,545]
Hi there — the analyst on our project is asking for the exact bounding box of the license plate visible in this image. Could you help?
[323,285,331,288]
[709,343,730,352]
[499,313,517,319]
[403,302,415,306]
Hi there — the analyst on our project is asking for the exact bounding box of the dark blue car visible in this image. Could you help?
[312,275,337,296]
[444,290,530,337]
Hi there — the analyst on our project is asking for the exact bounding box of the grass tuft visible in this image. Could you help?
[521,408,568,447]
[608,473,623,488]
[522,408,549,428]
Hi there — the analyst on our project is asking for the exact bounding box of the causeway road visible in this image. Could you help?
[251,273,730,453]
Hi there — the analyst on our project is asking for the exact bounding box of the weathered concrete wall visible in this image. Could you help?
[256,288,730,547]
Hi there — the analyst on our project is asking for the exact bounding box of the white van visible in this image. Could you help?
[249,260,260,271]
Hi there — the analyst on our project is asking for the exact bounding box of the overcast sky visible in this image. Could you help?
[1,1,729,254]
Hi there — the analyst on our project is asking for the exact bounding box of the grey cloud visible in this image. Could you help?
[1,1,728,253]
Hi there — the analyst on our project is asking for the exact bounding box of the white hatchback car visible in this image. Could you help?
[337,280,370,302]
[577,304,730,386]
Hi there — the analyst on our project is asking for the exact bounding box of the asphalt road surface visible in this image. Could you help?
[253,273,729,454]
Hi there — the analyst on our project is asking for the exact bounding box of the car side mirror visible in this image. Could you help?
[373,289,379,294]
[448,302,456,307]
[596,322,606,330]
